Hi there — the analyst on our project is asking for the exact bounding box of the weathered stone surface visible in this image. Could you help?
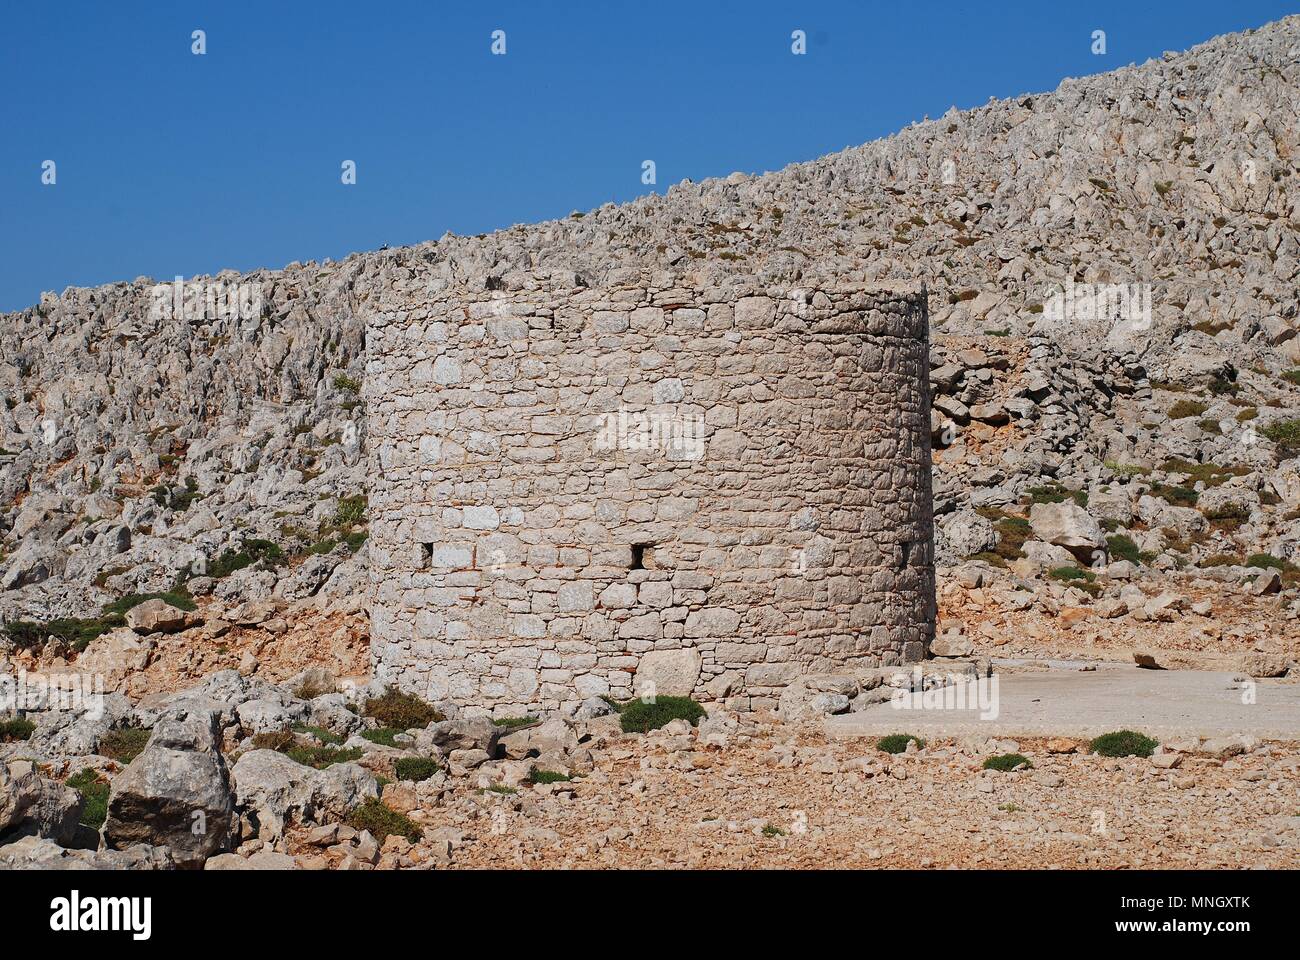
[230,750,377,841]
[633,649,703,698]
[103,707,235,867]
[367,280,935,712]
[124,599,199,635]
[1029,502,1105,551]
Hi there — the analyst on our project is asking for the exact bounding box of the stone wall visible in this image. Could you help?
[364,271,934,715]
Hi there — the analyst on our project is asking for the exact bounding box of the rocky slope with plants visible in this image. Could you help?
[1,15,1299,667]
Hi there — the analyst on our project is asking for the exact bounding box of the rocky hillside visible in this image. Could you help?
[2,15,1299,653]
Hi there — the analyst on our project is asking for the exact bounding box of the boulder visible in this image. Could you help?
[416,718,500,755]
[0,761,83,847]
[632,648,702,698]
[1029,501,1105,551]
[124,599,199,635]
[103,707,235,868]
[0,835,175,870]
[230,750,377,841]
[498,716,579,761]
[930,633,974,658]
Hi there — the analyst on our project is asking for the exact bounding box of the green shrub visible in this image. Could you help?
[361,727,402,747]
[487,784,517,795]
[1168,399,1209,419]
[1106,534,1141,565]
[528,769,571,785]
[346,798,422,843]
[394,757,441,782]
[284,745,363,769]
[1,622,47,650]
[1198,418,1222,435]
[492,716,538,729]
[1160,458,1248,487]
[1282,370,1300,386]
[1024,484,1086,506]
[617,695,706,733]
[67,769,109,829]
[983,753,1031,772]
[1048,566,1094,583]
[877,734,925,754]
[1149,482,1198,507]
[333,374,361,393]
[363,688,442,730]
[1090,730,1158,758]
[1261,419,1300,458]
[99,727,151,763]
[291,724,344,745]
[0,717,35,742]
[204,539,286,580]
[334,495,367,529]
[761,824,785,837]
[1245,554,1297,574]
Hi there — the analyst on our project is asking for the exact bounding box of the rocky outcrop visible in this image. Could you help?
[102,707,235,867]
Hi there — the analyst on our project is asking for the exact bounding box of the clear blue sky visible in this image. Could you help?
[1,0,1294,311]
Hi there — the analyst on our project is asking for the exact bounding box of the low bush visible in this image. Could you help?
[1261,419,1300,458]
[617,695,706,734]
[0,717,35,742]
[99,727,151,763]
[291,724,343,745]
[492,716,538,729]
[363,688,443,730]
[251,730,296,752]
[346,798,422,843]
[284,745,363,769]
[877,734,925,754]
[67,769,109,829]
[1168,399,1209,419]
[1105,534,1141,565]
[528,769,571,785]
[983,753,1031,772]
[361,727,402,747]
[1090,730,1158,757]
[394,757,440,782]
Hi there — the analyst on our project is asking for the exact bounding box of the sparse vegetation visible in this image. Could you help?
[983,753,1032,772]
[528,769,572,785]
[361,727,403,747]
[333,373,361,393]
[492,716,538,729]
[346,798,422,843]
[363,688,443,730]
[67,768,109,829]
[0,717,36,742]
[1168,399,1209,419]
[1106,534,1141,565]
[616,695,706,733]
[394,757,440,782]
[284,744,363,769]
[1090,730,1158,758]
[877,734,925,754]
[99,727,152,763]
[1261,419,1300,458]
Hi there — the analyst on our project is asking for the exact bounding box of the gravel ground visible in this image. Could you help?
[290,722,1300,870]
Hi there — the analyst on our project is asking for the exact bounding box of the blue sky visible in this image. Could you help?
[1,0,1294,311]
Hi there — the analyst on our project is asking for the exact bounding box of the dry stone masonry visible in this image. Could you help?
[365,271,935,714]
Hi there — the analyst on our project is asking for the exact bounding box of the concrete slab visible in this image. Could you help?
[825,663,1300,741]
